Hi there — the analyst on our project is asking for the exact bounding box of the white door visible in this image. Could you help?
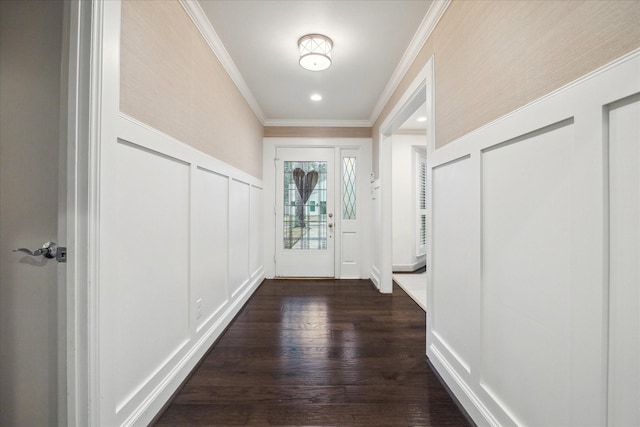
[275,147,335,277]
[0,1,66,425]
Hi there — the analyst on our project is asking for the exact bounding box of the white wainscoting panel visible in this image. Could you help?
[249,185,263,278]
[113,140,191,412]
[426,52,640,427]
[229,179,251,297]
[98,115,264,426]
[481,121,574,426]
[193,167,229,332]
[431,155,475,375]
[607,93,640,427]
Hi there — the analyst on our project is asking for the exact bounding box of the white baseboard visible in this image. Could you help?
[428,345,499,427]
[126,272,265,426]
[392,259,426,272]
[370,265,381,290]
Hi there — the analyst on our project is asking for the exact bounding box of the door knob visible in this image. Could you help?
[13,241,67,263]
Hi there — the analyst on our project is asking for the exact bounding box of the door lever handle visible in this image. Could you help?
[13,241,67,262]
[14,247,48,257]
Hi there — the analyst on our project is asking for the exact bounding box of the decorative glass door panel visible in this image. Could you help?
[283,161,328,250]
[276,147,335,277]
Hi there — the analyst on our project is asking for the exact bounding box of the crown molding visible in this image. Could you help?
[368,0,450,125]
[179,0,266,124]
[264,119,372,128]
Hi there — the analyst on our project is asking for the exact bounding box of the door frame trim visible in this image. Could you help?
[263,138,372,280]
[63,1,93,425]
[65,0,120,424]
[377,56,435,293]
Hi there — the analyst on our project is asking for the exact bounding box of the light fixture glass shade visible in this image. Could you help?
[298,34,332,71]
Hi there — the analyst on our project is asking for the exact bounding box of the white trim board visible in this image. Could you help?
[392,261,426,272]
[377,57,436,294]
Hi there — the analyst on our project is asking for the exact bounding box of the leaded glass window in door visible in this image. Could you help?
[283,161,328,250]
[342,157,356,220]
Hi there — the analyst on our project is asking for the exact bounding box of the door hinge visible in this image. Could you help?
[273,255,276,264]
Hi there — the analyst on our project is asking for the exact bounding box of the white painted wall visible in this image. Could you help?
[427,52,640,426]
[0,2,64,425]
[392,134,426,271]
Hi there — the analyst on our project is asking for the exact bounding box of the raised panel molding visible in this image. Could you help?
[100,115,264,426]
[426,51,640,427]
[431,154,474,375]
[112,139,191,414]
[607,93,640,426]
[193,167,229,333]
[249,185,263,278]
[229,179,251,297]
[342,232,357,263]
[481,120,574,426]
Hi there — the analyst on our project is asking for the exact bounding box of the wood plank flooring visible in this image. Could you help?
[153,279,470,426]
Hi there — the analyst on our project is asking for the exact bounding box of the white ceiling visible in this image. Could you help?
[195,0,435,126]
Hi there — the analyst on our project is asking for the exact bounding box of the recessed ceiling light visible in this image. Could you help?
[417,116,427,122]
[310,94,322,101]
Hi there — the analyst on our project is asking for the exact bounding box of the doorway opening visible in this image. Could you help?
[390,101,428,310]
[376,56,434,299]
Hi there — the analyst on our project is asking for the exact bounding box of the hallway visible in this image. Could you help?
[154,279,469,426]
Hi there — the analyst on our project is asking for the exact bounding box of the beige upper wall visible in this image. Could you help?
[120,0,264,178]
[372,0,640,177]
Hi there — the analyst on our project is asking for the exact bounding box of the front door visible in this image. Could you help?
[275,147,335,277]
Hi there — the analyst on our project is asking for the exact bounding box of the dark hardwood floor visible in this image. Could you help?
[153,279,470,426]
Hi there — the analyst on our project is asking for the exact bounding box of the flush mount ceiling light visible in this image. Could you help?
[310,93,322,101]
[298,34,333,71]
